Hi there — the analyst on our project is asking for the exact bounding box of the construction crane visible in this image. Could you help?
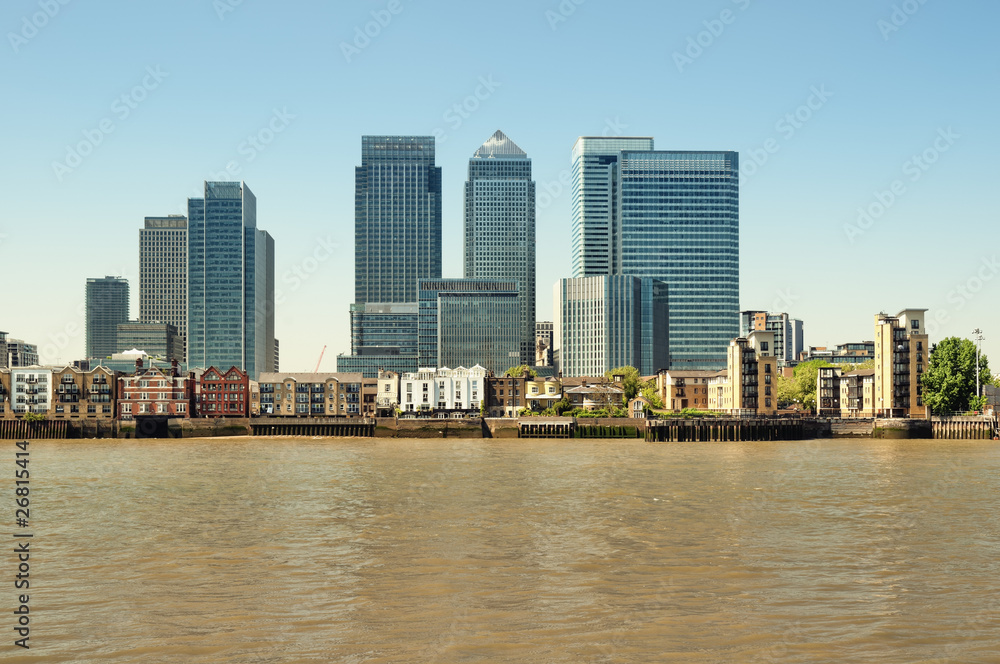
[314,345,327,373]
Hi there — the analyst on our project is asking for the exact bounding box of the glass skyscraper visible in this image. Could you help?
[464,130,536,366]
[618,151,739,369]
[418,279,520,374]
[85,276,129,361]
[553,276,668,377]
[355,136,442,304]
[570,137,655,277]
[187,181,275,379]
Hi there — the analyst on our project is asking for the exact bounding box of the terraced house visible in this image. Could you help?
[255,373,364,417]
[117,360,194,420]
[196,366,249,418]
[51,365,116,419]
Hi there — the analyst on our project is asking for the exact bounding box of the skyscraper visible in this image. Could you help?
[570,137,655,277]
[553,276,668,377]
[618,151,739,370]
[140,215,187,359]
[355,136,442,304]
[86,276,129,361]
[187,181,275,379]
[464,130,536,365]
[340,136,441,377]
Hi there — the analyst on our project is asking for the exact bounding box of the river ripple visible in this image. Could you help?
[9,438,1000,663]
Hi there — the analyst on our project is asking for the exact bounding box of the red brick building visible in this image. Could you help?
[117,359,193,420]
[196,366,249,417]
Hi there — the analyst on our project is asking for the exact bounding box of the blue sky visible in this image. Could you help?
[1,0,997,371]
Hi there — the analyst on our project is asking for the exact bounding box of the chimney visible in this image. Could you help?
[171,358,179,377]
[135,357,143,371]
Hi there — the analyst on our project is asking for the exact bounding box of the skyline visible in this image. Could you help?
[2,0,997,371]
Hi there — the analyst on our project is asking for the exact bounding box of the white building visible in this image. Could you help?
[376,369,400,414]
[9,368,52,415]
[400,365,487,415]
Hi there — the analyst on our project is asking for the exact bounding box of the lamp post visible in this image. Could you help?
[973,328,984,409]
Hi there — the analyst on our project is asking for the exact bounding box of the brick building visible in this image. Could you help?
[117,359,194,420]
[196,366,249,417]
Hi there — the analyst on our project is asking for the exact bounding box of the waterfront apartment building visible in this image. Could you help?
[874,309,928,418]
[485,371,530,418]
[655,370,719,411]
[117,360,193,420]
[140,216,188,357]
[376,369,400,415]
[116,322,183,363]
[86,276,130,361]
[740,311,804,368]
[553,275,668,377]
[50,365,116,419]
[255,372,364,417]
[464,131,536,365]
[707,330,778,415]
[195,366,249,418]
[0,368,51,416]
[418,279,521,374]
[187,181,275,380]
[817,366,842,417]
[399,365,487,416]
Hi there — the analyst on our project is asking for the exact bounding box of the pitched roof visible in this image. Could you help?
[473,130,527,159]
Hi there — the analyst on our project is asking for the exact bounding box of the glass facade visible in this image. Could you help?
[349,303,419,355]
[464,130,536,366]
[618,151,739,370]
[554,276,668,377]
[418,279,520,373]
[355,136,442,304]
[570,137,655,277]
[187,181,275,379]
[85,276,129,361]
[335,352,418,379]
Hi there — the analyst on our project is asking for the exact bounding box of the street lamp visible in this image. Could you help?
[973,328,984,409]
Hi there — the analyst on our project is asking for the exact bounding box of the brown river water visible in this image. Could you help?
[8,438,1000,663]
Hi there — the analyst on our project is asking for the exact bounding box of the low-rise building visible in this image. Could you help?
[376,370,400,416]
[196,366,249,418]
[485,370,531,417]
[817,366,842,417]
[117,360,193,420]
[801,342,875,365]
[51,365,116,419]
[525,376,562,411]
[563,383,625,411]
[256,373,364,417]
[400,366,487,416]
[656,370,718,411]
[0,368,51,416]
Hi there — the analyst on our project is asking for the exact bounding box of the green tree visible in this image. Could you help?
[604,365,647,401]
[23,412,45,423]
[776,359,833,411]
[922,337,991,413]
[504,364,538,378]
[641,383,664,409]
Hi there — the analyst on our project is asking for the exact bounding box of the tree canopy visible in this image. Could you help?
[922,337,991,413]
[604,366,644,401]
[775,359,833,411]
[504,364,538,378]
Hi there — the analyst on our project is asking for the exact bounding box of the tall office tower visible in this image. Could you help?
[187,181,275,379]
[740,311,805,367]
[418,279,521,373]
[553,276,668,378]
[86,276,129,361]
[570,137,655,277]
[140,215,188,360]
[617,150,739,370]
[464,130,536,365]
[355,136,442,304]
[336,303,420,378]
[116,322,183,362]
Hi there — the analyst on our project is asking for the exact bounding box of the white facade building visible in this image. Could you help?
[10,368,52,415]
[400,365,487,414]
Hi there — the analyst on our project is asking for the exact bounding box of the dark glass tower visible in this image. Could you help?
[85,276,129,361]
[187,181,275,379]
[464,130,536,366]
[355,136,442,304]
